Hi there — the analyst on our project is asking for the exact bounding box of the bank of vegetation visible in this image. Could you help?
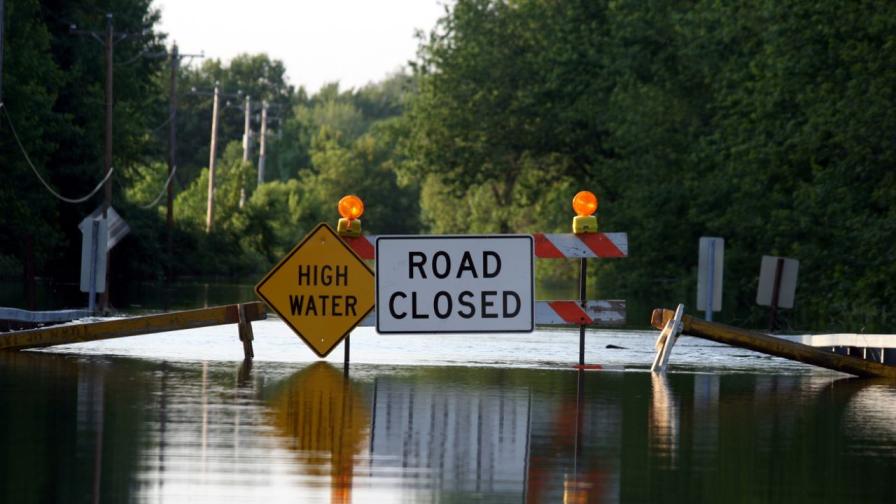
[2,0,894,331]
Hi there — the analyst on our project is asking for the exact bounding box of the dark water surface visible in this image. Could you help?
[1,348,894,503]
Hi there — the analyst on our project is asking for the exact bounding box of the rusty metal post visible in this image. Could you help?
[578,258,587,366]
[343,334,350,376]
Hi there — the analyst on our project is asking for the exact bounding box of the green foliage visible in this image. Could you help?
[175,53,294,182]
[3,0,894,332]
[1,0,166,285]
[406,0,896,330]
[0,0,63,274]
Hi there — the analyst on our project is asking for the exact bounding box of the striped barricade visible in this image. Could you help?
[356,300,625,328]
[343,232,628,260]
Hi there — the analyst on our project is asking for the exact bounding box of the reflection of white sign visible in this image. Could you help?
[756,255,799,309]
[375,236,534,334]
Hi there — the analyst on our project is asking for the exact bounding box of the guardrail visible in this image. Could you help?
[0,302,266,358]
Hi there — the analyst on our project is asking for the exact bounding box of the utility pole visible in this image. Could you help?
[258,101,268,186]
[239,95,251,208]
[242,95,252,162]
[103,14,113,212]
[0,0,5,103]
[164,44,202,279]
[167,43,178,278]
[206,83,220,233]
[70,13,144,312]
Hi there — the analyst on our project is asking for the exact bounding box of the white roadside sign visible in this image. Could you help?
[375,235,534,334]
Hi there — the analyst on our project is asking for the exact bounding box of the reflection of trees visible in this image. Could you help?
[266,362,370,503]
[0,352,148,502]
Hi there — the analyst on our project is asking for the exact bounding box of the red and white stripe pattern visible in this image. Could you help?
[342,233,627,260]
[356,300,625,328]
[534,300,626,326]
[532,233,627,259]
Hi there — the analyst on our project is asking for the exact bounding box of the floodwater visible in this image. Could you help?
[1,322,895,503]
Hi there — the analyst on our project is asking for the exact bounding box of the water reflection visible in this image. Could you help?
[1,354,896,502]
[368,369,530,499]
[648,373,679,468]
[266,363,370,502]
[76,359,106,504]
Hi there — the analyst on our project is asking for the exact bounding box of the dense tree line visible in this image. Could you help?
[1,0,893,331]
[402,0,896,330]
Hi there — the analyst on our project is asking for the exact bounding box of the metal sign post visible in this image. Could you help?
[697,237,724,321]
[757,255,799,331]
[88,220,99,314]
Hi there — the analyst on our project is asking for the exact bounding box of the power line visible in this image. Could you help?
[1,103,113,204]
[137,164,177,209]
[149,110,175,133]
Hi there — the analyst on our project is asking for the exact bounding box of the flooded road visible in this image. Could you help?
[1,323,895,502]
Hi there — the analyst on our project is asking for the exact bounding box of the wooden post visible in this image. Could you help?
[166,43,178,280]
[651,308,896,379]
[206,83,220,233]
[239,95,251,208]
[98,13,114,312]
[242,95,252,162]
[237,303,255,360]
[237,358,253,386]
[0,0,5,103]
[257,102,267,185]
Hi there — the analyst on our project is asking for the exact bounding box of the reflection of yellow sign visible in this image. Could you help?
[255,223,375,357]
[268,363,370,502]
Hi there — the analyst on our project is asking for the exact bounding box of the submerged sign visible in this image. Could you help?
[375,235,534,334]
[255,223,375,356]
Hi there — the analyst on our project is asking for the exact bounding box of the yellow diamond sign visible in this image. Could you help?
[255,223,375,357]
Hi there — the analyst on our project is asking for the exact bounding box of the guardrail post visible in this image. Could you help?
[237,303,255,360]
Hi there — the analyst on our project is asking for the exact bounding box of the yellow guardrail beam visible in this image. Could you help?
[650,308,896,379]
[0,302,266,353]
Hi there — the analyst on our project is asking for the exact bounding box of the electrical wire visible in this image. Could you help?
[149,111,175,133]
[137,164,177,209]
[1,102,113,204]
[119,48,167,66]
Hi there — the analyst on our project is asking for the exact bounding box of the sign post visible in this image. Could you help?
[375,235,534,334]
[79,206,129,314]
[757,255,799,331]
[697,237,724,321]
[79,217,109,314]
[255,223,375,357]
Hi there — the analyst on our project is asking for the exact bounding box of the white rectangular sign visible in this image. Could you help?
[697,237,724,312]
[79,218,108,293]
[376,235,534,333]
[757,255,799,309]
